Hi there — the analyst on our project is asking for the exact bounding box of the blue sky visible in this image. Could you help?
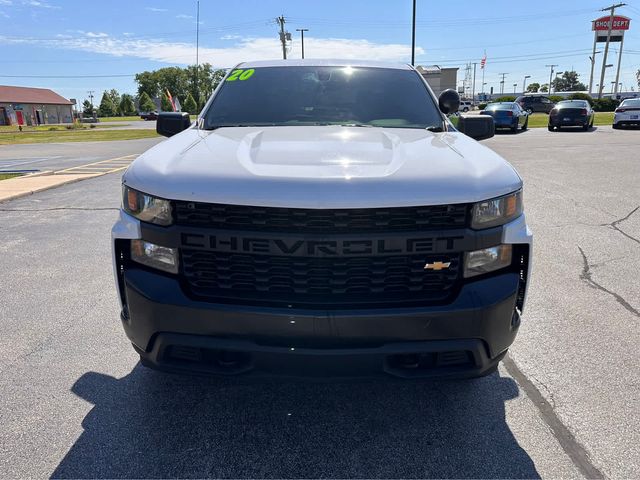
[1,0,639,103]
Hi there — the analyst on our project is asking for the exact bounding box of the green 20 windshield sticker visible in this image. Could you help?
[226,69,255,81]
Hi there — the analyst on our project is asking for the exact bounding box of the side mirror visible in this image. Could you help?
[457,115,495,141]
[438,89,460,114]
[157,112,191,137]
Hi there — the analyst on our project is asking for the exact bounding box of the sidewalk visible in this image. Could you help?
[0,171,101,203]
[0,154,137,202]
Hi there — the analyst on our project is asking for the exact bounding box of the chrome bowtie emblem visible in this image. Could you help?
[424,261,451,271]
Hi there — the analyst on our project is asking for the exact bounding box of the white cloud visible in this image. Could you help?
[145,7,167,12]
[0,10,8,17]
[0,34,424,68]
[24,0,59,8]
[85,31,109,38]
[176,14,193,19]
[0,0,13,6]
[221,34,242,41]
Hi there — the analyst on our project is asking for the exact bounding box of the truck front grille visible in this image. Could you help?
[180,249,462,309]
[174,202,469,233]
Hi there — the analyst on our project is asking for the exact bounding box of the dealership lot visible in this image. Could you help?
[0,126,638,478]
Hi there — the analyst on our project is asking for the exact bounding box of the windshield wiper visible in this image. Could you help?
[203,123,277,130]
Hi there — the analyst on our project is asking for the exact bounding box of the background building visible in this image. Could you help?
[417,66,459,97]
[0,86,74,126]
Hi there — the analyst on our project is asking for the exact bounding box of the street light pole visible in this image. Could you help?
[546,64,558,93]
[522,75,531,93]
[411,0,416,66]
[513,83,517,94]
[499,73,508,95]
[296,28,309,59]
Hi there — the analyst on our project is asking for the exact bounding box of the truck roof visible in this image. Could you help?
[236,59,413,70]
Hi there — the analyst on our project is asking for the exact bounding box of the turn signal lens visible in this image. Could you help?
[471,191,523,229]
[122,185,172,226]
[464,245,513,278]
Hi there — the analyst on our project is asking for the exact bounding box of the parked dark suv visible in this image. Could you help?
[516,95,555,114]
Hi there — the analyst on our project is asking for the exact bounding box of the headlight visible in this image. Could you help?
[122,185,172,226]
[464,244,512,278]
[471,190,522,229]
[131,240,178,274]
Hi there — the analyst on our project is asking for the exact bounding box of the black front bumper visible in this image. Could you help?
[121,268,521,379]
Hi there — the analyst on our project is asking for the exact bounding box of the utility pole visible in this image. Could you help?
[296,28,309,59]
[471,62,477,106]
[411,0,416,66]
[277,15,288,60]
[195,0,200,105]
[545,64,558,93]
[499,73,508,95]
[87,90,94,116]
[598,3,626,98]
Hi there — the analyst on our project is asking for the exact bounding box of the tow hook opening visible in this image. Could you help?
[165,345,252,373]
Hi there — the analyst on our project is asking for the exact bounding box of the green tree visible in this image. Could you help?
[160,93,173,111]
[138,92,156,112]
[97,91,117,117]
[552,70,587,92]
[82,100,94,116]
[526,82,540,93]
[119,94,137,116]
[183,93,198,114]
[540,84,549,92]
[107,89,121,111]
[135,71,160,98]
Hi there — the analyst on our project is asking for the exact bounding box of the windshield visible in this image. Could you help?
[621,99,640,107]
[202,66,443,130]
[558,100,587,107]
[486,103,513,110]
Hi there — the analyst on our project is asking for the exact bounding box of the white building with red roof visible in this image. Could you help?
[0,85,74,126]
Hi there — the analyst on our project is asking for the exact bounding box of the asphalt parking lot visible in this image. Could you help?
[0,125,638,478]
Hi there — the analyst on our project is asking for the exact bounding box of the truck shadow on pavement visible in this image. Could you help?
[51,365,540,479]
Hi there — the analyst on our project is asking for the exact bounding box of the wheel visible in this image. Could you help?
[526,108,533,114]
[522,118,528,131]
[548,125,554,131]
[583,122,589,131]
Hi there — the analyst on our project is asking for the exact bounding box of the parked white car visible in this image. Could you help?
[459,100,473,112]
[613,98,640,129]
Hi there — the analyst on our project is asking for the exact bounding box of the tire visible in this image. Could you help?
[548,125,554,131]
[612,123,620,129]
[522,118,528,131]
[526,108,533,114]
[583,122,589,131]
[556,125,561,131]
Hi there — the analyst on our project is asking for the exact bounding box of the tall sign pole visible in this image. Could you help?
[614,34,625,94]
[597,3,626,98]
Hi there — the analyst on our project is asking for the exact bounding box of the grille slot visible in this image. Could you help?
[174,202,469,233]
[181,250,462,308]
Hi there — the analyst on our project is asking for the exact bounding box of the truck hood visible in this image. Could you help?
[124,126,522,208]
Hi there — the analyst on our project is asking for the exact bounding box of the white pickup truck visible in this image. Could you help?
[112,59,532,379]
